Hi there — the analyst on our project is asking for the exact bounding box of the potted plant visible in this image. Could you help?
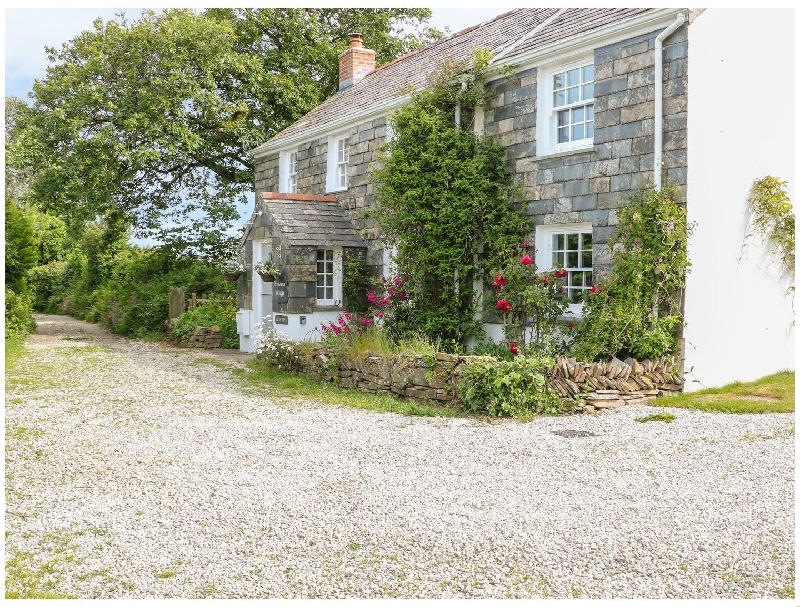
[254,260,282,282]
[221,261,245,282]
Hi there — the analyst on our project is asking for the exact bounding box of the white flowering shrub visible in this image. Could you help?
[253,317,301,370]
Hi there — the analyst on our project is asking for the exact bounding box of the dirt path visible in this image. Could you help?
[28,313,255,366]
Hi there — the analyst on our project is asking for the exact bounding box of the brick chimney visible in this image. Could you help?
[338,33,376,91]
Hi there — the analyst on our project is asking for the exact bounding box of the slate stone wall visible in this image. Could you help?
[252,116,390,273]
[484,25,689,280]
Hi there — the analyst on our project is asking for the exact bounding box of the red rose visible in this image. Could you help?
[559,286,564,292]
[523,241,529,248]
[510,342,519,355]
[521,255,532,266]
[568,321,575,328]
[590,285,597,294]
[496,299,513,312]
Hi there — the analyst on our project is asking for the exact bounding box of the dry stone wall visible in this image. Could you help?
[295,349,683,413]
[180,326,222,349]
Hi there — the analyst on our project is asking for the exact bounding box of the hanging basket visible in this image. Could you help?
[258,272,276,282]
[223,271,243,282]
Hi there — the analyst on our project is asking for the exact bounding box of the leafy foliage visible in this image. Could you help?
[173,302,238,348]
[8,9,441,251]
[488,249,572,355]
[5,288,37,339]
[457,354,560,417]
[5,198,38,293]
[746,175,794,281]
[571,184,692,361]
[370,52,527,347]
[341,250,373,317]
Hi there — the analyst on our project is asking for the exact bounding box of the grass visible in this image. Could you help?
[232,361,467,419]
[4,334,28,370]
[635,413,676,423]
[657,370,795,414]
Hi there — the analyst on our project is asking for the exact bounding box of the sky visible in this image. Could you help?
[3,7,510,100]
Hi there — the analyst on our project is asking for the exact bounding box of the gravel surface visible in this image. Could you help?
[5,314,795,599]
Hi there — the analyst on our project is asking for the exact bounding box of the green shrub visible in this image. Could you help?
[5,287,36,339]
[173,302,238,348]
[570,184,692,361]
[457,354,560,417]
[5,199,38,293]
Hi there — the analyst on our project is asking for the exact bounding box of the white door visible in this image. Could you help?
[252,242,273,333]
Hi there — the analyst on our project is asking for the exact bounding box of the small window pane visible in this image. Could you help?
[572,123,584,140]
[573,107,584,122]
[554,234,564,249]
[572,272,583,287]
[557,110,570,126]
[567,68,580,86]
[567,234,579,250]
[570,289,583,304]
[582,232,592,247]
[554,90,565,107]
[587,123,594,138]
[582,64,594,82]
[567,252,579,268]
[587,105,594,119]
[557,126,569,143]
[585,271,593,286]
[567,86,579,104]
[581,250,592,268]
[553,72,565,89]
[582,83,594,100]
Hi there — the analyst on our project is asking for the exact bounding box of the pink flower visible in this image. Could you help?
[387,287,398,297]
[343,311,353,321]
[521,255,532,266]
[381,275,387,285]
[380,297,390,308]
[374,310,384,318]
[510,342,519,355]
[366,292,377,304]
[393,276,403,287]
[358,316,372,326]
[337,316,347,326]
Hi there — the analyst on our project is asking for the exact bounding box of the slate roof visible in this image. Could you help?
[251,8,663,158]
[259,193,366,248]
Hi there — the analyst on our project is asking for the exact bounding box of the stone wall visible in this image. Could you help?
[180,326,222,349]
[252,116,390,272]
[294,349,683,413]
[484,25,689,280]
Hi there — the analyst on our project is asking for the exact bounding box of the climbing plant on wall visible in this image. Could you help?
[570,184,693,361]
[745,176,795,285]
[369,50,527,348]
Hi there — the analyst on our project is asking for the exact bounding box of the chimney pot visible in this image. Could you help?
[349,32,363,48]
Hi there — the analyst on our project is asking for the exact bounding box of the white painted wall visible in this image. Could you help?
[684,9,795,390]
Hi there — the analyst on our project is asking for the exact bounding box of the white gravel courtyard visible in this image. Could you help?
[4,314,795,599]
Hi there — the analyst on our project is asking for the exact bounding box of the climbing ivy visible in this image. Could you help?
[746,176,795,281]
[369,51,526,348]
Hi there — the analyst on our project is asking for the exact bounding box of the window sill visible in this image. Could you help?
[316,304,343,312]
[536,146,596,162]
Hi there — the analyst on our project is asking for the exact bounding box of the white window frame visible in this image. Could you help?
[279,149,298,193]
[316,248,343,306]
[326,134,349,192]
[537,56,595,156]
[535,223,594,316]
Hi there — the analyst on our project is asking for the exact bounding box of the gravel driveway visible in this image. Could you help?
[5,314,795,599]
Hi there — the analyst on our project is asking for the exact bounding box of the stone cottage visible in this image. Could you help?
[236,8,795,390]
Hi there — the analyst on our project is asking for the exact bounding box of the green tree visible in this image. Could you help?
[370,54,526,347]
[8,9,441,254]
[5,198,38,293]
